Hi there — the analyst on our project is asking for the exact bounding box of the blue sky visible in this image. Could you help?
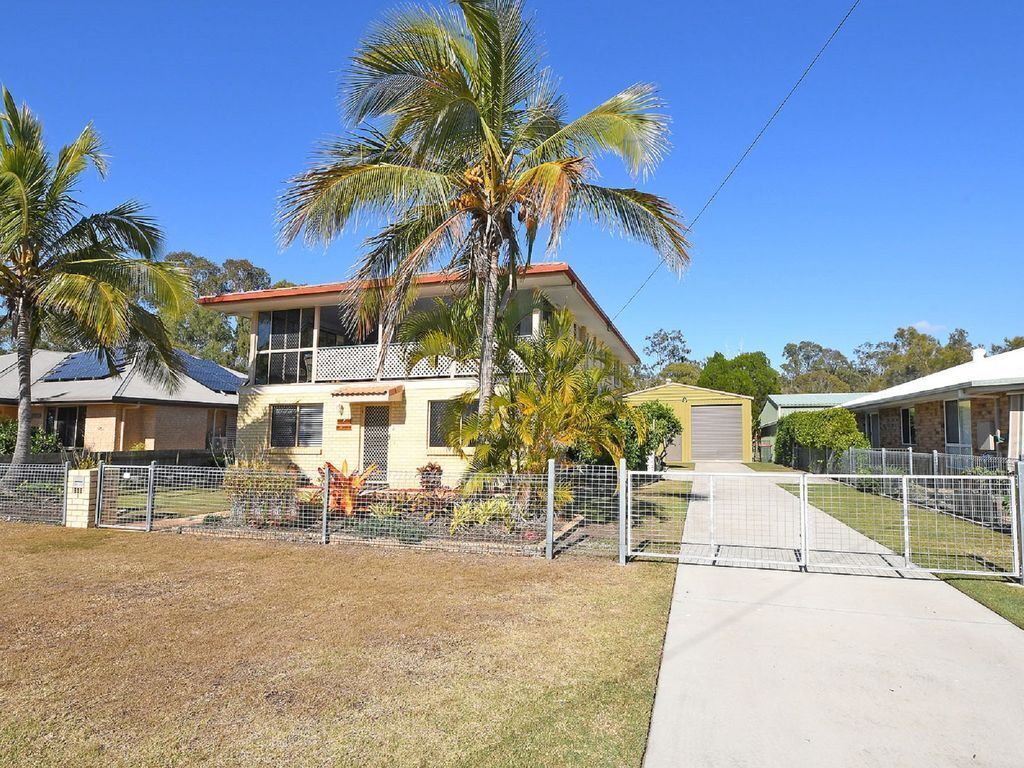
[2,1,1021,365]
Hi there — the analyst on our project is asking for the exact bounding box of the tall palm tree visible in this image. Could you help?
[0,88,192,464]
[279,0,689,409]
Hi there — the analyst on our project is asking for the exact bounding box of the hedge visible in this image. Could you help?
[774,408,867,468]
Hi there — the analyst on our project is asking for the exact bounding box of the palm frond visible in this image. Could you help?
[516,83,669,178]
[571,184,689,273]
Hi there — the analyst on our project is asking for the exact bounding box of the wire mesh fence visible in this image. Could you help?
[1,455,1020,578]
[0,463,66,525]
[627,469,1020,578]
[134,463,613,557]
[836,447,1018,476]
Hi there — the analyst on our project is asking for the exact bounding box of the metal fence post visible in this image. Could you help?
[618,457,627,566]
[901,475,911,568]
[94,460,105,527]
[1015,464,1024,585]
[907,447,914,476]
[545,459,555,560]
[932,450,939,475]
[800,474,809,570]
[145,461,156,532]
[61,461,70,527]
[321,464,331,545]
[881,447,887,475]
[708,474,716,559]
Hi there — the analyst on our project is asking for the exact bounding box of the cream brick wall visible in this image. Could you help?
[84,404,120,451]
[152,406,210,450]
[237,379,475,482]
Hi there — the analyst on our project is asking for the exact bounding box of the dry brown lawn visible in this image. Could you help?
[0,524,674,767]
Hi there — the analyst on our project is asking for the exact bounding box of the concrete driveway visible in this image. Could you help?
[643,462,1024,768]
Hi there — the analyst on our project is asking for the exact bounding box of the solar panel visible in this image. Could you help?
[43,349,242,393]
[177,352,245,393]
[43,351,126,381]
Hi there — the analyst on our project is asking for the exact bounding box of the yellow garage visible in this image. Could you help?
[626,383,753,465]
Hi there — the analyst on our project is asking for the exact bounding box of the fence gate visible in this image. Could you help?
[627,470,1021,579]
[96,464,153,530]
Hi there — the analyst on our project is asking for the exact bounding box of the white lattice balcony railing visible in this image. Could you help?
[314,344,476,382]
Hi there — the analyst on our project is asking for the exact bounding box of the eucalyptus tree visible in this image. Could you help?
[279,0,689,409]
[0,88,191,464]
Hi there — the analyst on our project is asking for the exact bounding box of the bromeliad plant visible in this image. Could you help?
[0,88,191,465]
[278,0,689,411]
[319,461,377,516]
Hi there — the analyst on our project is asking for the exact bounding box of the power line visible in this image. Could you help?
[612,0,862,321]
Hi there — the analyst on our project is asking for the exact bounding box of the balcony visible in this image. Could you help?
[313,344,477,383]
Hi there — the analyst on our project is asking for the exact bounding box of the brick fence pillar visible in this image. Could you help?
[65,468,99,528]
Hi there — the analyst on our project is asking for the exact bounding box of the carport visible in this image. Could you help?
[626,382,752,464]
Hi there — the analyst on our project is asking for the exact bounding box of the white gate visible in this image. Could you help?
[627,470,1021,578]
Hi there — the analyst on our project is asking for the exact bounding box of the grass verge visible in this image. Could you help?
[0,524,674,767]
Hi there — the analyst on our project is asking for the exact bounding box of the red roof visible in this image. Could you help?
[198,262,637,361]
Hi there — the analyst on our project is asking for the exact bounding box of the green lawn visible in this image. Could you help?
[630,478,692,556]
[744,462,801,473]
[0,524,675,767]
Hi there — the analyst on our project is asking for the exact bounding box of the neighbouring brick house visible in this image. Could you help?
[198,262,639,481]
[0,349,243,452]
[844,347,1024,461]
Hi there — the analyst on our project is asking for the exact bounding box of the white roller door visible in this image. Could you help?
[691,405,744,461]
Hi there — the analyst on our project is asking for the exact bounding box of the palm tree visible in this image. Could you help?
[452,307,643,474]
[279,0,689,410]
[0,88,191,464]
[397,289,542,376]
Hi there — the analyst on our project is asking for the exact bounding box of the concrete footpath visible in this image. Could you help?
[643,465,1024,768]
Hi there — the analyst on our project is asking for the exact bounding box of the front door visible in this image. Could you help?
[362,405,390,479]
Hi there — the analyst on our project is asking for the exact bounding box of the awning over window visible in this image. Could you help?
[330,384,404,403]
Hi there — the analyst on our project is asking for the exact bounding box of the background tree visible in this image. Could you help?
[659,360,702,386]
[0,88,190,464]
[854,326,973,389]
[278,0,689,411]
[780,340,865,392]
[635,328,697,386]
[991,336,1024,354]
[697,351,780,433]
[165,251,271,370]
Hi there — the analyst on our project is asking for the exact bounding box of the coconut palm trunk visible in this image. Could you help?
[12,297,33,465]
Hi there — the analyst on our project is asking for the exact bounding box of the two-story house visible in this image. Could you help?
[199,263,639,480]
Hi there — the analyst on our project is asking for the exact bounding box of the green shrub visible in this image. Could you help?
[450,496,515,534]
[353,516,433,544]
[0,419,63,455]
[775,408,867,468]
[573,400,682,470]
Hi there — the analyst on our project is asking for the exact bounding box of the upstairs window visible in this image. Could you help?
[900,407,916,445]
[270,404,323,447]
[254,309,315,385]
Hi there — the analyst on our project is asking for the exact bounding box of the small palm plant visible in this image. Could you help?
[451,308,644,475]
[279,0,689,411]
[0,88,192,464]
